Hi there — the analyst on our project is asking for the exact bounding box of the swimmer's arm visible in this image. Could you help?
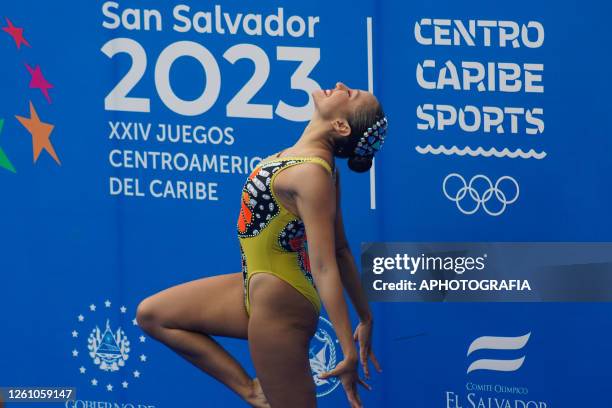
[334,169,373,323]
[295,164,357,362]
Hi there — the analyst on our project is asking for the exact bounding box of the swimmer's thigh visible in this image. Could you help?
[247,272,319,408]
[137,272,249,339]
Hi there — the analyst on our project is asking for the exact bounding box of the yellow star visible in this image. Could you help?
[15,100,60,165]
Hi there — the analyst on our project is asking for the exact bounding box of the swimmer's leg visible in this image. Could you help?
[136,272,269,408]
[248,272,319,408]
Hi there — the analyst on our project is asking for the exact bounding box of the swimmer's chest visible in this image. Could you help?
[238,160,302,235]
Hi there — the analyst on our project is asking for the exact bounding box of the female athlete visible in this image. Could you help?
[136,81,388,407]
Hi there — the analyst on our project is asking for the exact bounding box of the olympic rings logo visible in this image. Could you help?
[442,173,520,216]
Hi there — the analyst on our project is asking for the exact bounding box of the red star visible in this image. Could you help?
[2,17,30,49]
[15,101,61,165]
[25,63,53,103]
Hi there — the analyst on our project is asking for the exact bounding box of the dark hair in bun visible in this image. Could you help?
[347,155,373,173]
[333,101,386,173]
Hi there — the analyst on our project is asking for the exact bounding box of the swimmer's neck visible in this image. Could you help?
[287,117,335,157]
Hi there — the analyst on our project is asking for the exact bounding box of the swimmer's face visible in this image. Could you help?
[312,82,378,127]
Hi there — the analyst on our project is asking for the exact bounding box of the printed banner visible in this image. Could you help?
[1,0,611,407]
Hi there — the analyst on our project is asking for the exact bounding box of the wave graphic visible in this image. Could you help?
[466,333,531,374]
[415,145,547,159]
[467,357,526,374]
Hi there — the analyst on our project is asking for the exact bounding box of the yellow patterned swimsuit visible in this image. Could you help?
[236,152,335,316]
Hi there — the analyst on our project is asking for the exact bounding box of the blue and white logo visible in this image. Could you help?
[466,332,531,374]
[70,299,150,392]
[88,318,130,372]
[309,316,341,397]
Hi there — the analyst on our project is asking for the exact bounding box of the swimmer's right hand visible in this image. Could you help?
[353,318,382,380]
[319,357,371,408]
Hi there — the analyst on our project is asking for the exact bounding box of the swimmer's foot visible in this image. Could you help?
[244,377,270,408]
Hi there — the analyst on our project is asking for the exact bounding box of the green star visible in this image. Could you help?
[0,118,16,173]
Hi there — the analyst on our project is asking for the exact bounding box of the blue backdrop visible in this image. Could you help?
[1,1,610,407]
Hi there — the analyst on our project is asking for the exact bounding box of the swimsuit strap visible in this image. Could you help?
[299,156,334,175]
[259,152,335,176]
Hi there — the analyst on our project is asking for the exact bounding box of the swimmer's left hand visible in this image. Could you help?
[353,318,382,380]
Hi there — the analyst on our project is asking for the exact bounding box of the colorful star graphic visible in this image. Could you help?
[25,63,53,103]
[2,17,30,49]
[2,16,60,174]
[15,101,61,165]
[0,119,16,173]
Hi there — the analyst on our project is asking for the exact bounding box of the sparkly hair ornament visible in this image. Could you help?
[353,115,388,158]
